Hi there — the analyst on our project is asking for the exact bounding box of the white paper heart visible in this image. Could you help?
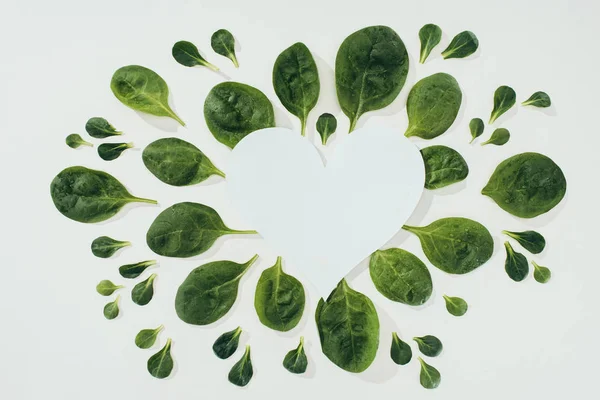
[227,127,424,295]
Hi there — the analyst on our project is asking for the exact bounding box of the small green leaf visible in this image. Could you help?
[211,29,239,67]
[443,295,468,317]
[418,357,441,389]
[91,236,130,258]
[228,345,253,387]
[172,41,219,71]
[504,242,529,282]
[135,325,164,349]
[441,31,478,59]
[418,24,442,63]
[283,336,308,374]
[413,335,443,357]
[469,118,484,143]
[489,86,516,123]
[119,260,157,279]
[481,128,510,146]
[103,295,120,320]
[98,142,133,161]
[147,338,174,379]
[522,91,551,108]
[66,134,93,149]
[420,145,469,189]
[316,113,337,145]
[390,332,412,365]
[532,261,551,283]
[131,274,157,306]
[85,117,122,138]
[96,280,124,296]
[502,230,546,254]
[213,326,242,359]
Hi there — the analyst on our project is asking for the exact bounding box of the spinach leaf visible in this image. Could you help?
[85,117,122,138]
[273,42,320,136]
[98,142,133,161]
[172,41,219,71]
[335,25,409,132]
[66,134,92,149]
[254,257,305,332]
[147,338,174,379]
[390,332,412,365]
[175,255,258,325]
[420,145,469,189]
[316,113,337,145]
[228,345,253,387]
[96,280,124,296]
[413,335,443,357]
[135,325,163,349]
[441,31,479,59]
[103,295,120,320]
[91,236,130,258]
[418,357,441,389]
[404,73,462,139]
[111,65,185,126]
[147,202,256,258]
[51,166,157,223]
[213,326,242,359]
[504,242,529,282]
[132,274,157,306]
[283,336,308,374]
[502,230,546,254]
[369,248,432,306]
[489,86,516,123]
[211,29,239,68]
[403,217,494,274]
[119,260,157,279]
[418,24,442,63]
[522,91,551,108]
[481,128,510,146]
[482,153,567,218]
[443,295,468,317]
[316,279,380,373]
[532,261,551,283]
[469,118,484,143]
[204,82,275,148]
[142,137,225,186]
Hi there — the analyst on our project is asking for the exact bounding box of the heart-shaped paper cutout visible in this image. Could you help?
[227,127,424,295]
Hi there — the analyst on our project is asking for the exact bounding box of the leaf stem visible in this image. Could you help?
[202,60,220,72]
[348,117,358,133]
[300,118,307,137]
[230,54,239,68]
[131,197,158,205]
[232,229,258,235]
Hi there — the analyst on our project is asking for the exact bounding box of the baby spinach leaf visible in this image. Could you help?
[316,279,380,373]
[316,113,337,145]
[504,242,529,282]
[482,153,567,218]
[403,217,494,274]
[175,255,258,325]
[481,128,510,146]
[111,65,185,126]
[390,332,412,365]
[443,295,468,317]
[420,145,469,189]
[228,345,253,387]
[335,25,409,132]
[419,24,442,63]
[469,118,484,143]
[522,91,551,108]
[85,117,122,138]
[213,326,242,359]
[418,357,441,389]
[489,85,516,123]
[132,274,157,306]
[441,31,479,59]
[532,261,551,283]
[211,29,239,67]
[204,82,275,148]
[91,236,130,258]
[254,257,305,332]
[404,73,462,139]
[142,137,225,186]
[146,202,257,258]
[135,325,163,349]
[172,40,219,71]
[413,335,443,357]
[369,248,433,306]
[96,280,124,296]
[147,338,173,379]
[103,295,120,320]
[273,42,320,136]
[283,336,308,374]
[66,134,92,149]
[50,166,157,223]
[119,260,157,279]
[98,142,133,161]
[502,230,546,254]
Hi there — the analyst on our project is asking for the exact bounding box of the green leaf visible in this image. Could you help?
[441,31,479,59]
[135,325,164,349]
[85,117,122,138]
[147,338,174,379]
[482,153,567,218]
[146,202,257,258]
[119,260,157,279]
[66,134,92,149]
[204,82,275,148]
[213,326,242,359]
[172,40,219,71]
[336,25,409,132]
[254,257,305,332]
[482,128,510,146]
[522,91,551,108]
[443,295,468,317]
[532,261,551,283]
[418,24,442,63]
[103,295,120,320]
[316,113,337,145]
[283,336,308,374]
[228,345,253,387]
[273,42,320,136]
[175,255,258,325]
[98,142,133,161]
[404,73,462,139]
[403,217,494,274]
[111,65,185,126]
[418,357,441,389]
[413,335,443,357]
[502,230,546,254]
[504,242,529,282]
[211,29,239,67]
[316,279,380,373]
[91,236,130,258]
[390,332,412,365]
[469,118,484,143]
[369,248,433,306]
[489,85,516,123]
[131,274,157,306]
[50,166,157,223]
[96,280,124,296]
[420,145,469,189]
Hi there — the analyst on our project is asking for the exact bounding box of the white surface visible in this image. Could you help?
[0,0,598,399]
[228,127,424,295]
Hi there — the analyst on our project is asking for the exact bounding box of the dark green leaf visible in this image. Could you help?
[469,118,484,143]
[85,117,122,138]
[443,295,468,317]
[532,261,551,283]
[522,91,551,108]
[504,242,529,282]
[489,86,516,123]
[421,145,469,189]
[211,29,239,67]
[228,345,253,387]
[418,24,442,63]
[96,280,124,296]
[103,295,120,320]
[283,336,308,374]
[66,134,92,149]
[172,40,219,71]
[316,113,337,145]
[413,335,443,357]
[91,236,130,258]
[147,338,174,379]
[131,274,157,306]
[418,357,441,389]
[390,332,412,365]
[481,128,510,146]
[119,260,157,279]
[98,142,133,161]
[135,325,163,349]
[441,31,478,59]
[502,230,546,254]
[213,326,242,359]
